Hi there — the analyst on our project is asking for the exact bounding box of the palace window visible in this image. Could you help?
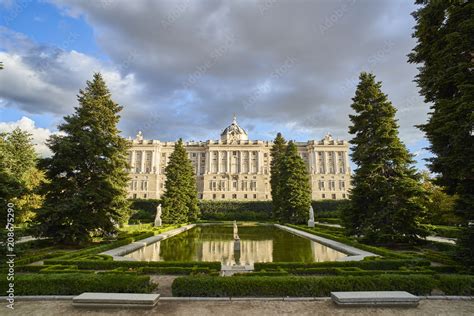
[332,194,336,200]
[339,180,345,190]
[244,194,248,199]
[232,194,237,199]
[213,194,216,199]
[253,194,257,199]
[318,180,325,190]
[221,194,225,199]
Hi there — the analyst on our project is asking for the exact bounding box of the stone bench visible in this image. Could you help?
[73,293,160,308]
[331,291,419,307]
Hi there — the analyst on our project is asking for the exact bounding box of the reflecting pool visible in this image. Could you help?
[125,224,346,265]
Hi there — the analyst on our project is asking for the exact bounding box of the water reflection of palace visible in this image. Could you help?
[201,240,273,265]
[311,241,346,262]
[125,237,346,264]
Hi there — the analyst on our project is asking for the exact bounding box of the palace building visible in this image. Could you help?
[127,117,351,201]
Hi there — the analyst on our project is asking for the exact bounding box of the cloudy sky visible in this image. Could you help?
[0,0,431,169]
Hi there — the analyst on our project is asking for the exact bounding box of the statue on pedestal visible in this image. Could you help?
[233,220,241,265]
[308,205,315,228]
[154,204,162,227]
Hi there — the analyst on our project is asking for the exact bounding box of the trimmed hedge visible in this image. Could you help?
[129,199,161,222]
[139,266,217,275]
[39,265,94,274]
[318,218,342,225]
[0,273,155,295]
[172,274,447,297]
[254,259,430,271]
[43,259,221,271]
[127,199,350,221]
[172,274,474,297]
[199,201,273,221]
[423,225,461,239]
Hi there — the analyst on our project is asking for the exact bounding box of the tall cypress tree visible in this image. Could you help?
[270,132,287,220]
[343,72,428,244]
[279,141,311,224]
[161,139,200,224]
[34,73,130,244]
[408,0,474,265]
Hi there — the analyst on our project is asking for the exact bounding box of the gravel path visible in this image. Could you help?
[150,275,178,296]
[4,299,473,316]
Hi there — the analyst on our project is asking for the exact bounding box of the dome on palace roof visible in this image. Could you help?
[220,116,248,142]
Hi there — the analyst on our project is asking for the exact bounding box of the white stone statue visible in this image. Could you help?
[233,220,241,264]
[154,204,162,227]
[233,220,240,240]
[308,205,315,228]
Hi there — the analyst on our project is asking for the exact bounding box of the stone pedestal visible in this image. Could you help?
[234,239,241,251]
[308,220,315,228]
[154,218,162,227]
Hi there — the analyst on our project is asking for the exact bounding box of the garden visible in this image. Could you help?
[1,200,472,297]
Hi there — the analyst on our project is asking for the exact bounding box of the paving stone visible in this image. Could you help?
[331,291,419,307]
[73,293,160,308]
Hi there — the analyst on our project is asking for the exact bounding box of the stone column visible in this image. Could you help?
[313,150,317,174]
[323,151,328,174]
[258,151,263,174]
[308,149,313,174]
[141,150,146,173]
[207,150,211,174]
[197,152,201,176]
[227,151,231,173]
[248,151,251,174]
[151,149,155,174]
[333,151,337,174]
[130,150,136,173]
[239,151,243,174]
[216,151,220,174]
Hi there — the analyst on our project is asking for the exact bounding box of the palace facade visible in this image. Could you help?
[127,117,351,201]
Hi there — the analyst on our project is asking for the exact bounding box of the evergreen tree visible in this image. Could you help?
[0,128,44,225]
[343,72,428,244]
[34,73,130,244]
[161,138,200,224]
[270,132,287,220]
[408,0,474,265]
[279,141,311,224]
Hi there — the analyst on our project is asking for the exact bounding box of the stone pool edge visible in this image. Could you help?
[274,224,377,261]
[100,224,196,261]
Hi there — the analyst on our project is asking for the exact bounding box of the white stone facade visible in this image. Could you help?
[127,117,351,201]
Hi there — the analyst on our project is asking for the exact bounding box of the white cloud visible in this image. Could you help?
[0,116,56,157]
[0,27,148,138]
